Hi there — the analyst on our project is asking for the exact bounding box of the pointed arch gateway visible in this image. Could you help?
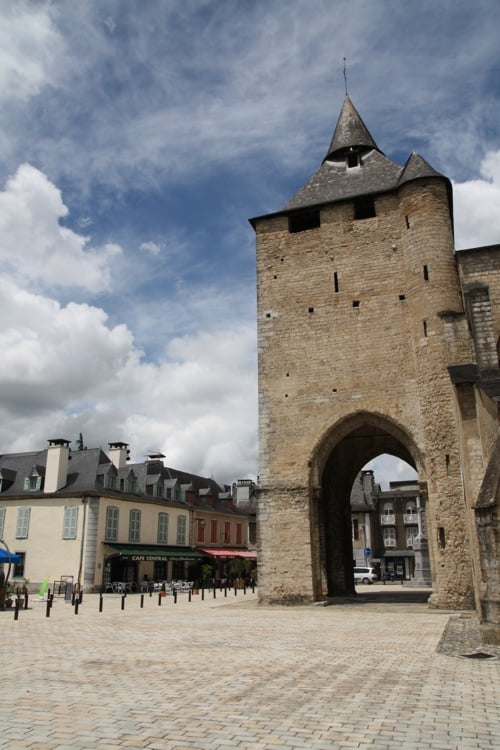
[308,412,425,600]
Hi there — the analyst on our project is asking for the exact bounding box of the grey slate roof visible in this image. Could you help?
[0,446,241,515]
[283,149,403,211]
[250,95,450,224]
[0,448,108,496]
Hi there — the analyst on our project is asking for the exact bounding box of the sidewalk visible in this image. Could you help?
[0,586,498,749]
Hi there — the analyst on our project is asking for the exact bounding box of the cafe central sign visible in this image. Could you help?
[106,545,204,562]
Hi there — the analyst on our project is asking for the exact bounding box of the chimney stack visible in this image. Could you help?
[44,439,71,493]
[108,442,130,469]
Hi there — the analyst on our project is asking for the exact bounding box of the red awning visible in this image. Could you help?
[198,547,257,560]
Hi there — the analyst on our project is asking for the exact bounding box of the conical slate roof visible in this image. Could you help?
[398,151,444,186]
[324,95,379,160]
[281,97,448,213]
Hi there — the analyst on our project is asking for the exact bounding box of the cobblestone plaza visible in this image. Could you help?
[1,586,498,749]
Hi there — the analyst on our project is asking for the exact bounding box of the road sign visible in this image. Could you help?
[364,547,371,556]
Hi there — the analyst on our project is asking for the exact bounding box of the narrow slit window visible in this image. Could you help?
[445,454,450,475]
[423,265,429,281]
[423,320,428,337]
[405,215,411,229]
[438,527,446,549]
[334,272,339,293]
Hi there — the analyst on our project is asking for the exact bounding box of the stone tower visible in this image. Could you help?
[251,95,499,617]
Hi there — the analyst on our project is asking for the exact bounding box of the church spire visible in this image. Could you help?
[324,95,379,162]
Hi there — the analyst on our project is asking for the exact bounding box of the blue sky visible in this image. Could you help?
[1,0,499,486]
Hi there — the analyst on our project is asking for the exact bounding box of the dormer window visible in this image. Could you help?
[0,468,15,492]
[24,467,43,491]
[104,472,117,490]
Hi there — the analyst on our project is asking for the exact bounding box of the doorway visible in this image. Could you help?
[310,411,423,599]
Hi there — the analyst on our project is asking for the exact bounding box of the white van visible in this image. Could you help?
[354,566,378,584]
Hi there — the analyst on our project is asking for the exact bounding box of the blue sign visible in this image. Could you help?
[364,547,371,556]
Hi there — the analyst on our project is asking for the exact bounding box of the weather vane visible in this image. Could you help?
[343,57,348,95]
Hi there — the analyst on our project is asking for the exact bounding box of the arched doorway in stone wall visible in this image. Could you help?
[309,412,425,600]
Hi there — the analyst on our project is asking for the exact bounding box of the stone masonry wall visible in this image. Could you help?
[256,178,476,608]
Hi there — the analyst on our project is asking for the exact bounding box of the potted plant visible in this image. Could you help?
[201,564,213,589]
[228,558,248,589]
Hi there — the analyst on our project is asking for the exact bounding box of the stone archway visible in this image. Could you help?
[309,412,424,600]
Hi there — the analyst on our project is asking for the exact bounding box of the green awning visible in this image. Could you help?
[104,544,204,562]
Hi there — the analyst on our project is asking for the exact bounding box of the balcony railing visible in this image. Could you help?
[404,513,418,523]
[380,514,395,525]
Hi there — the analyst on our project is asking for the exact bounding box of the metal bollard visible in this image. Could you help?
[46,598,51,617]
[213,587,216,599]
[201,588,205,601]
[158,593,162,606]
[74,598,79,615]
[14,599,20,620]
[188,590,191,602]
[173,590,177,604]
[99,594,103,612]
[24,592,29,609]
[140,594,144,608]
[121,595,125,610]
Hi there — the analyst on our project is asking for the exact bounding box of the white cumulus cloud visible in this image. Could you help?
[0,164,121,292]
[0,278,134,415]
[0,3,62,103]
[453,150,500,250]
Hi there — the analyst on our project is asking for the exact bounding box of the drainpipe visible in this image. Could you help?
[77,497,88,589]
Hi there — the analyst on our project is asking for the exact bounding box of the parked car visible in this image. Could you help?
[354,566,378,584]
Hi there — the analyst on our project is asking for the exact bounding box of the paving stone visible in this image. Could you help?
[0,589,499,749]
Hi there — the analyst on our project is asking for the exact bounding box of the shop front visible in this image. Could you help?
[196,547,257,585]
[103,544,204,590]
[381,551,415,580]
